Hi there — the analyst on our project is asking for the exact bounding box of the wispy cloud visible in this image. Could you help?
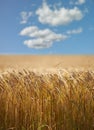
[20,26,68,49]
[75,0,86,5]
[36,1,83,26]
[32,3,36,7]
[66,27,83,35]
[89,26,94,31]
[20,11,32,24]
[70,0,86,5]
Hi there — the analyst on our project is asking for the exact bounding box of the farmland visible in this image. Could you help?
[0,55,94,130]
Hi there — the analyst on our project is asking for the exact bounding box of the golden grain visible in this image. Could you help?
[0,69,94,130]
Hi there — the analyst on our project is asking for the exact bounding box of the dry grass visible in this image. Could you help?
[0,69,94,130]
[0,55,94,71]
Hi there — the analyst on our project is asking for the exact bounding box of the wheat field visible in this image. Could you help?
[0,55,94,71]
[0,56,94,130]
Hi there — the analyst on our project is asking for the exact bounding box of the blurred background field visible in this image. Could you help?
[0,55,94,71]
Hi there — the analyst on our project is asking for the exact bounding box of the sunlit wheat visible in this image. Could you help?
[0,69,94,130]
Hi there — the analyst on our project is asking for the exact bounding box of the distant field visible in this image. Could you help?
[0,55,94,71]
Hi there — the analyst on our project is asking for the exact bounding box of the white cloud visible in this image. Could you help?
[20,11,32,24]
[76,0,86,5]
[70,0,86,5]
[66,27,83,35]
[20,26,68,49]
[24,39,53,49]
[36,1,83,26]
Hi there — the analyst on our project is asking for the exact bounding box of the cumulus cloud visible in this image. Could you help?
[36,1,83,26]
[66,27,83,35]
[76,0,86,5]
[20,11,32,24]
[20,26,68,49]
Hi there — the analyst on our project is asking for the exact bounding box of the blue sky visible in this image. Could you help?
[0,0,94,54]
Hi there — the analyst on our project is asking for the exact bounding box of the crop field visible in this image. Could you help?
[0,56,94,130]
